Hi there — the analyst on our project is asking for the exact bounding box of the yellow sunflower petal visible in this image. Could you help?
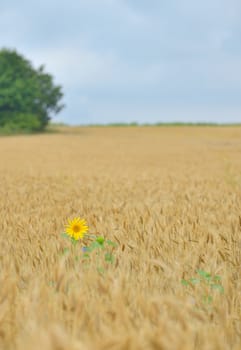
[64,217,88,241]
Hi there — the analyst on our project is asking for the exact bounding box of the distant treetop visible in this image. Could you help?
[0,48,64,133]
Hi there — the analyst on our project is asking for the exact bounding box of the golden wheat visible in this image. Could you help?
[0,127,240,350]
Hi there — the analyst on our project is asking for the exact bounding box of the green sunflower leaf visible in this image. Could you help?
[210,284,224,293]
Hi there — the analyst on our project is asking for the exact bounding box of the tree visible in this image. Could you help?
[0,48,64,133]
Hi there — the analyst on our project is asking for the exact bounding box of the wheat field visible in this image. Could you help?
[0,126,240,350]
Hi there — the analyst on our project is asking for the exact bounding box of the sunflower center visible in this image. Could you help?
[73,224,81,233]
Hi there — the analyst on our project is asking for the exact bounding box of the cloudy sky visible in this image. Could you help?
[1,0,241,124]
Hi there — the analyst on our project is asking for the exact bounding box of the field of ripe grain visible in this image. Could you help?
[0,126,240,350]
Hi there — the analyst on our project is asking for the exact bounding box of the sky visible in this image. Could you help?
[0,0,241,125]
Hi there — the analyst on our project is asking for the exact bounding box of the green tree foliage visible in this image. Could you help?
[0,48,64,133]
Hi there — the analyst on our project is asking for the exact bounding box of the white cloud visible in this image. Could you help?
[0,0,241,123]
[25,46,169,91]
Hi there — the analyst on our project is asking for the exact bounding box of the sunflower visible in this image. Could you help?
[65,217,88,241]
